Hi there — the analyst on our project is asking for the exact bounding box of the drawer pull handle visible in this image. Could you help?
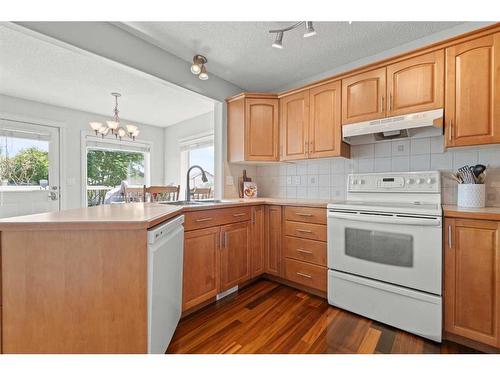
[195,217,213,222]
[233,213,246,217]
[296,229,312,233]
[297,249,313,255]
[295,213,313,217]
[296,272,312,279]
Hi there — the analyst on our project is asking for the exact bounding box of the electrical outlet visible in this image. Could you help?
[226,176,234,185]
[294,176,301,186]
[286,176,292,185]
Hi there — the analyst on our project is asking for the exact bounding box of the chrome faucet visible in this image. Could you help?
[185,165,208,202]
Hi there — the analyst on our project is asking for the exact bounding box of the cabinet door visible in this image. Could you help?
[444,218,500,348]
[182,227,220,311]
[342,67,386,124]
[387,50,444,116]
[309,81,349,159]
[265,205,282,276]
[280,90,310,160]
[220,221,251,291]
[445,33,500,147]
[245,98,279,161]
[250,205,265,277]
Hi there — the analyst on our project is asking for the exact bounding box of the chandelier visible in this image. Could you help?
[89,93,140,140]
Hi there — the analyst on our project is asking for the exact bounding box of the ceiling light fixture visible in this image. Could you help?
[269,21,317,49]
[190,54,209,80]
[88,93,139,141]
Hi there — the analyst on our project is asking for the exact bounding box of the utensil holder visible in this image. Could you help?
[457,184,486,208]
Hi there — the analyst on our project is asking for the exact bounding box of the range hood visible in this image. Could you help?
[342,109,444,145]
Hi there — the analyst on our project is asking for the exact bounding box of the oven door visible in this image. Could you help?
[327,210,442,295]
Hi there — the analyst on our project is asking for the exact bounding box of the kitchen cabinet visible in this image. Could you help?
[265,205,282,276]
[282,206,327,293]
[220,222,251,291]
[227,93,279,162]
[341,67,386,124]
[281,83,350,161]
[445,33,500,147]
[444,218,500,348]
[250,205,265,277]
[386,50,444,116]
[183,227,220,311]
[280,90,310,161]
[308,81,350,159]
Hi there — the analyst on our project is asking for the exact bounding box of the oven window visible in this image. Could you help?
[345,228,413,267]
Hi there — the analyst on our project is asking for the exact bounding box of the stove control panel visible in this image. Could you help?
[348,171,440,193]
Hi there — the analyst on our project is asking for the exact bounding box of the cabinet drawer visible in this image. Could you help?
[284,258,327,292]
[284,206,327,225]
[184,207,251,231]
[284,221,327,242]
[283,236,327,266]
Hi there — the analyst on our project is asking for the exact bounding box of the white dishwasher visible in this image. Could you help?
[147,214,184,354]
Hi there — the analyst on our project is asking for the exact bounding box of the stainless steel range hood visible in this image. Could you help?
[342,109,444,145]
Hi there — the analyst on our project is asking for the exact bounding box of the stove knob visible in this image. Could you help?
[427,178,434,184]
[352,179,358,185]
[406,178,414,185]
[360,179,365,185]
[416,178,424,185]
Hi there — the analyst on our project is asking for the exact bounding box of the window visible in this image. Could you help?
[85,136,150,206]
[180,133,214,199]
[0,121,57,191]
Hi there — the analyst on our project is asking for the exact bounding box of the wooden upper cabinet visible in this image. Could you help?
[227,94,279,162]
[250,205,265,278]
[280,90,310,160]
[445,33,500,147]
[308,81,350,159]
[444,218,500,348]
[342,67,386,124]
[386,50,444,116]
[220,221,251,291]
[182,227,220,311]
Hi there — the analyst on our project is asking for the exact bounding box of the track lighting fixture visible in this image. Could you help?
[190,54,209,80]
[269,21,317,49]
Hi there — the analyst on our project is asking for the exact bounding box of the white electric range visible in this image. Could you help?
[327,171,442,342]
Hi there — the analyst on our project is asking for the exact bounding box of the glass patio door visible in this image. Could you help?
[0,119,60,218]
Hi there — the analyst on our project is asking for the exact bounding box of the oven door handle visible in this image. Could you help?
[328,211,441,226]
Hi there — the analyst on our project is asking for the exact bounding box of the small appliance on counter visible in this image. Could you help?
[451,164,487,208]
[327,171,442,342]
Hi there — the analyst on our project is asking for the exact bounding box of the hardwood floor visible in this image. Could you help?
[167,280,481,354]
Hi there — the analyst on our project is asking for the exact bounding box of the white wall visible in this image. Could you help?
[164,111,214,191]
[255,137,500,207]
[0,94,166,210]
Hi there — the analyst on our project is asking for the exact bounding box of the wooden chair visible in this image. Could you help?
[191,187,212,200]
[145,185,180,202]
[124,186,146,202]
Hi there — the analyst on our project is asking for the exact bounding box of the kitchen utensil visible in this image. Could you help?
[472,164,486,177]
[458,166,476,184]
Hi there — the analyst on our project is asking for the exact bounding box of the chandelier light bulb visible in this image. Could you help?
[198,65,209,80]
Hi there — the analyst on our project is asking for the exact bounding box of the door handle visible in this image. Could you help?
[297,249,313,255]
[381,96,384,112]
[448,119,453,142]
[295,213,313,217]
[389,93,392,112]
[296,272,312,279]
[448,224,452,249]
[195,217,213,222]
[296,229,312,233]
[232,213,246,217]
[48,191,58,201]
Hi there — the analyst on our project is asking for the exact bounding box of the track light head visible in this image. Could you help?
[198,65,209,80]
[190,55,207,75]
[272,32,284,49]
[304,21,316,38]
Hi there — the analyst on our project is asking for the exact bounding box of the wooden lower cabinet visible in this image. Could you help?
[250,205,265,277]
[265,205,282,276]
[284,258,327,292]
[182,227,221,311]
[444,218,500,348]
[220,222,251,291]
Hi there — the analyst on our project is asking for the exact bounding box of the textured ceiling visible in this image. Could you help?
[120,22,468,92]
[0,26,215,127]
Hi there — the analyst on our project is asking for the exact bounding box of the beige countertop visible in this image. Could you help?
[442,205,500,221]
[0,198,329,231]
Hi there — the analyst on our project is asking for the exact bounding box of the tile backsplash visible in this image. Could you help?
[251,136,500,206]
